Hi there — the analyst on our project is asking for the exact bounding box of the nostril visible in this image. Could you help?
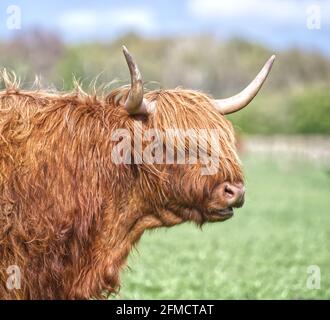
[224,184,235,198]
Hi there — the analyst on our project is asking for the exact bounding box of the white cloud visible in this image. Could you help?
[188,0,330,25]
[58,7,156,34]
[58,10,98,30]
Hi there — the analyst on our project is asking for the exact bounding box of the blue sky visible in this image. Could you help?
[0,0,329,55]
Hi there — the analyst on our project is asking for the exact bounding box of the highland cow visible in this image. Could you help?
[0,47,275,299]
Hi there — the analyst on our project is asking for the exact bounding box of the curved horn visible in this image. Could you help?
[214,55,276,115]
[122,45,150,115]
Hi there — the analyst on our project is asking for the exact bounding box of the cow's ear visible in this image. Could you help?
[122,46,155,116]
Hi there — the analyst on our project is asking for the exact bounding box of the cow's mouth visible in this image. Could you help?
[206,207,234,222]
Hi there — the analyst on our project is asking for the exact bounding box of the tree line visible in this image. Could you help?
[0,30,329,134]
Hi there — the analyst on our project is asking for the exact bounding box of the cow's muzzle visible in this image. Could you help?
[220,182,245,208]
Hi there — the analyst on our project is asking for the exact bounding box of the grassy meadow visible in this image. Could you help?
[113,155,330,299]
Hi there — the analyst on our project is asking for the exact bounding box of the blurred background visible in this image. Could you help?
[0,0,329,299]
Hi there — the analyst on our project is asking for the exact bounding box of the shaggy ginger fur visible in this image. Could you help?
[0,72,243,299]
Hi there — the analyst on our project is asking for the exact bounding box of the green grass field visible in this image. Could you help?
[114,155,330,299]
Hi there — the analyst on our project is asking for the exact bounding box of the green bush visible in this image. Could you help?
[288,88,330,134]
[229,87,330,135]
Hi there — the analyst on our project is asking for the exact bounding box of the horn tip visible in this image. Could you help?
[264,54,276,71]
[122,45,133,65]
[269,54,276,65]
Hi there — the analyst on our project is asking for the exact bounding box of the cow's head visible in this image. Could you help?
[110,46,275,228]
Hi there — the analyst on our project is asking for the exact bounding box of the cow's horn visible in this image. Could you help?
[214,55,275,115]
[122,46,150,115]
